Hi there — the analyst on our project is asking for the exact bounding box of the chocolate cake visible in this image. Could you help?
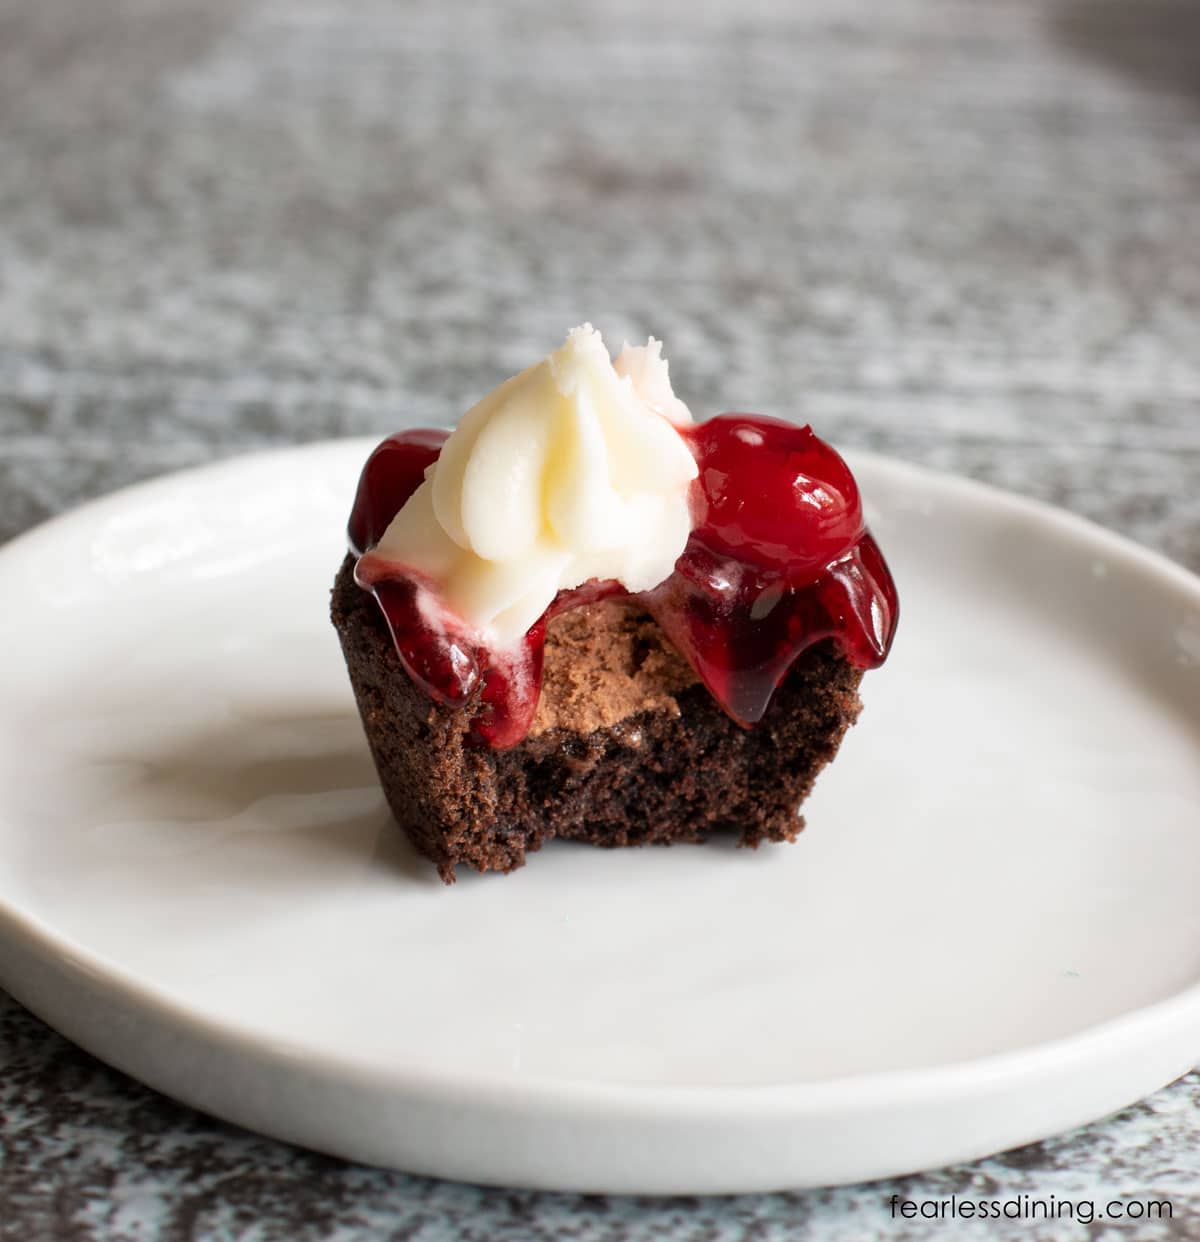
[332,555,865,882]
[331,326,897,882]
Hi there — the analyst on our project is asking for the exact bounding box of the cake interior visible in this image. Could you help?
[531,601,697,736]
[331,556,864,882]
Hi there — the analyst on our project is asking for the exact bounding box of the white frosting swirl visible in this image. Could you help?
[368,324,698,645]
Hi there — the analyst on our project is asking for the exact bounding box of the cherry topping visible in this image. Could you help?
[644,534,895,727]
[348,428,448,555]
[683,414,863,576]
[346,414,897,748]
[471,622,546,749]
[368,577,480,708]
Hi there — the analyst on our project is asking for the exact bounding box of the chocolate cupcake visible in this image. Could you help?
[332,326,897,882]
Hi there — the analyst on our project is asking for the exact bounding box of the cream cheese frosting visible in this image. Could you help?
[364,324,698,646]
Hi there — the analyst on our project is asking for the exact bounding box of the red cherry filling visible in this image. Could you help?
[348,427,447,555]
[346,417,898,748]
[645,534,894,727]
[683,414,863,576]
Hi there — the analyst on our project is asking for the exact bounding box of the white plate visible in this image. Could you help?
[1,439,1198,1195]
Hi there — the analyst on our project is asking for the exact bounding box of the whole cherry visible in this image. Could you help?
[683,414,864,578]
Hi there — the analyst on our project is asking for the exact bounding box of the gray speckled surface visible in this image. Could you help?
[2,0,1199,1237]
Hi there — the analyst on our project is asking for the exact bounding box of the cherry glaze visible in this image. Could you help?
[347,427,447,556]
[348,415,898,748]
[685,414,863,573]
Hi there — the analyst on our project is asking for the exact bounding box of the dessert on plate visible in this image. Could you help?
[331,326,897,882]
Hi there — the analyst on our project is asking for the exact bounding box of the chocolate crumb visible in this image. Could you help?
[331,555,863,883]
[530,601,697,736]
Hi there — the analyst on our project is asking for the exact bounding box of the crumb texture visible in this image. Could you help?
[531,601,698,736]
[332,557,863,883]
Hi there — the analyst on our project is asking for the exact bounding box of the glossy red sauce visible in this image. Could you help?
[348,414,898,748]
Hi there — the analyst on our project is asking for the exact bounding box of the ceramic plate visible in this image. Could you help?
[1,439,1198,1194]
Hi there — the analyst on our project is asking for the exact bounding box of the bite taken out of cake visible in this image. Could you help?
[331,325,898,882]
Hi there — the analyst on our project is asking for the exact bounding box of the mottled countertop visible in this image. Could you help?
[2,0,1199,1238]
